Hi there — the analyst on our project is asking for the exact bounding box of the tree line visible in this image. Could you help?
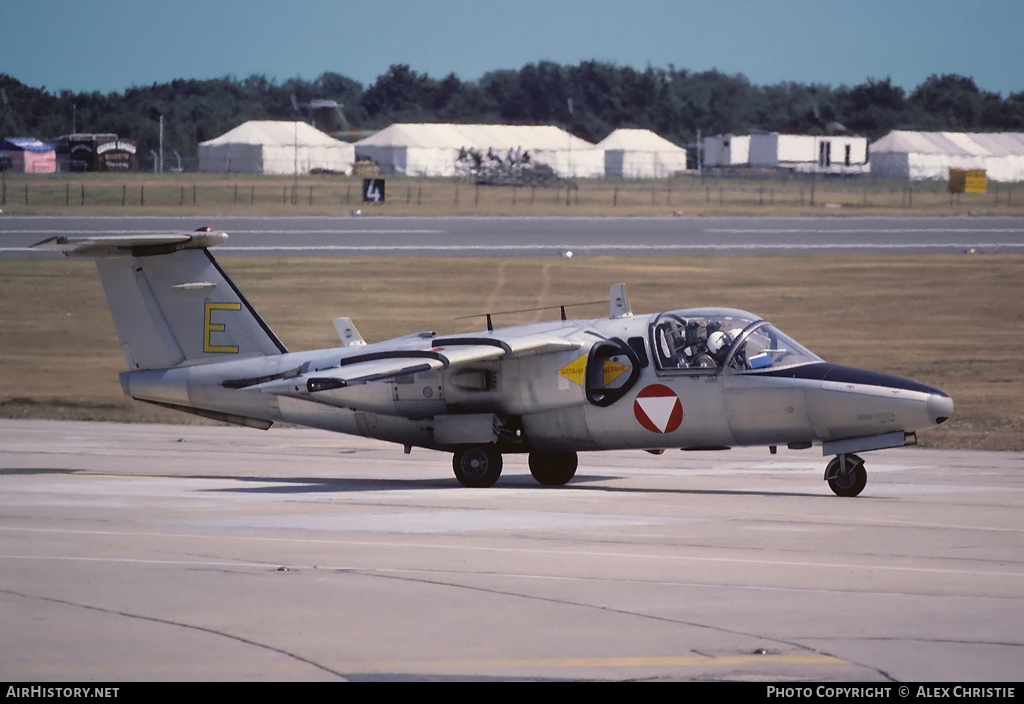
[2,62,1023,162]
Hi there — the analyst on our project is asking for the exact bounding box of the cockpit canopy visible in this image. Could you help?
[649,308,822,373]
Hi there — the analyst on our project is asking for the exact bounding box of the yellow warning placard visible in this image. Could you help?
[602,360,629,386]
[965,169,987,194]
[949,168,987,194]
[560,355,630,386]
[559,355,587,385]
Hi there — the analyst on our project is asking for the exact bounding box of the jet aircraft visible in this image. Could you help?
[35,229,953,496]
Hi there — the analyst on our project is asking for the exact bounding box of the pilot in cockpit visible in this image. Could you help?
[706,330,731,367]
[708,328,750,369]
[680,319,718,368]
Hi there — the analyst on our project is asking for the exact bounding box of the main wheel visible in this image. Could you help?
[528,451,578,486]
[452,444,503,488]
[826,454,867,497]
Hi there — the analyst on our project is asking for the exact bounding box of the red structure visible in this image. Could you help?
[1,137,57,173]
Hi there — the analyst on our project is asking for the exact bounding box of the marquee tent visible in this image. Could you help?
[354,123,605,177]
[869,131,1024,182]
[198,121,355,175]
[1,137,56,173]
[598,128,689,178]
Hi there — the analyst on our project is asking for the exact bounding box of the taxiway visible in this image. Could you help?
[1,419,1021,681]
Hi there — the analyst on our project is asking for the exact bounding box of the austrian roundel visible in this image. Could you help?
[633,384,683,434]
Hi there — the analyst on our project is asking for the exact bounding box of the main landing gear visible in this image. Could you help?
[452,444,503,488]
[825,453,867,497]
[451,445,579,488]
[528,451,578,486]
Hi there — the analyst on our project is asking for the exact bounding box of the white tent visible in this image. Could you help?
[354,123,605,178]
[869,131,1024,182]
[198,121,355,175]
[598,128,690,178]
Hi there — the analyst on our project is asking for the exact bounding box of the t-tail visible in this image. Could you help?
[34,229,287,371]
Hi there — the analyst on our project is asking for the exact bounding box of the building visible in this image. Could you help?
[749,133,868,174]
[703,133,868,175]
[701,134,751,167]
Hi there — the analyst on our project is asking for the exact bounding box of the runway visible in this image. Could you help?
[3,214,1024,257]
[2,419,1021,681]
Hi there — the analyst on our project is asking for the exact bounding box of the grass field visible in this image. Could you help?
[3,171,1024,217]
[1,253,1021,451]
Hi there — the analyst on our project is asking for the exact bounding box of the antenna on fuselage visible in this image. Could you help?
[455,299,604,329]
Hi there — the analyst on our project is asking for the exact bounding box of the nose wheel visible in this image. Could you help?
[452,444,503,488]
[825,453,867,497]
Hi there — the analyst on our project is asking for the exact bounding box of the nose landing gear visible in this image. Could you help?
[825,453,867,497]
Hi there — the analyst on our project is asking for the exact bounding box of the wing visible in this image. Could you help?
[251,329,581,399]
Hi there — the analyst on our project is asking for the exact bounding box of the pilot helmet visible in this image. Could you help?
[707,330,729,355]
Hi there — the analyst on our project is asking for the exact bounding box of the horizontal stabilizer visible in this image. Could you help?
[33,231,227,257]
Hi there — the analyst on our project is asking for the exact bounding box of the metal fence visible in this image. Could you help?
[2,171,1020,216]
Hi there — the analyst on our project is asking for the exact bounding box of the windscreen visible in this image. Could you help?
[650,309,821,373]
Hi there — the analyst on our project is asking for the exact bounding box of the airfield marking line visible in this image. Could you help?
[791,512,1024,535]
[344,566,1024,600]
[4,553,1022,607]
[0,554,280,568]
[0,228,445,235]
[6,243,1024,253]
[219,229,447,234]
[203,242,1024,253]
[340,653,846,670]
[706,227,1024,233]
[1,530,1022,580]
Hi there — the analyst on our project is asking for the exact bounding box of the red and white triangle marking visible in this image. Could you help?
[633,384,683,433]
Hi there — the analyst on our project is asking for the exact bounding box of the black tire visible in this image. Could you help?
[826,454,867,497]
[452,444,503,488]
[528,451,578,486]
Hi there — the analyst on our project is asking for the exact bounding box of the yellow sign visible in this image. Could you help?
[965,169,987,194]
[559,355,630,386]
[559,355,587,385]
[204,302,241,353]
[949,168,987,194]
[602,360,629,386]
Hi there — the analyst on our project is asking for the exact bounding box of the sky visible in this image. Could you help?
[3,0,1022,97]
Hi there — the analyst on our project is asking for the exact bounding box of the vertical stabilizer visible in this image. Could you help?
[34,232,287,370]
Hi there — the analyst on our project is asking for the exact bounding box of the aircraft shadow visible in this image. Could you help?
[2,467,842,499]
[205,473,834,499]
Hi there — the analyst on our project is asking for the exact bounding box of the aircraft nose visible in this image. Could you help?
[927,392,954,425]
